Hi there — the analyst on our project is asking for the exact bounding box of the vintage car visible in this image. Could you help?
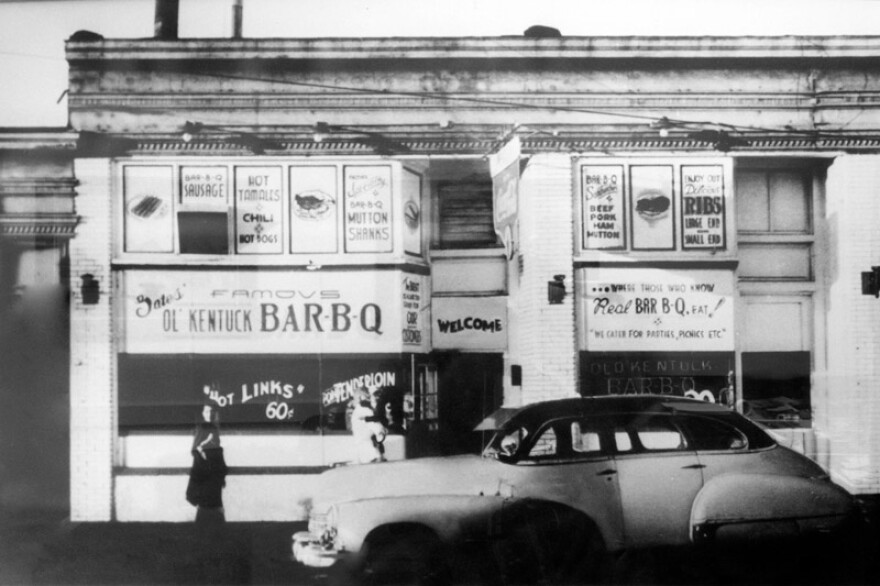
[292,396,859,584]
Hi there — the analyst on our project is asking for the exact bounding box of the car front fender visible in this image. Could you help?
[690,473,857,544]
[331,494,509,556]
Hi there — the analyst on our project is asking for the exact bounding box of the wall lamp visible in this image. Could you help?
[81,273,100,305]
[548,274,566,305]
[312,122,410,156]
[862,266,880,297]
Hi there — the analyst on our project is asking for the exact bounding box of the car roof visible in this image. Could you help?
[494,395,733,430]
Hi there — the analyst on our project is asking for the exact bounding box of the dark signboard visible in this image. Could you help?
[580,351,735,406]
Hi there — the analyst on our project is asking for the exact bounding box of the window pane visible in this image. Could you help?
[615,430,633,452]
[735,171,769,232]
[738,244,812,280]
[769,172,810,233]
[437,182,499,248]
[741,351,811,428]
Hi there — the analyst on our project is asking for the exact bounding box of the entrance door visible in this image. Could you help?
[611,413,704,547]
[435,353,504,455]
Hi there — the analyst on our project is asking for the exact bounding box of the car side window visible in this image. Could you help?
[529,427,558,457]
[677,415,748,451]
[614,414,688,452]
[571,421,602,454]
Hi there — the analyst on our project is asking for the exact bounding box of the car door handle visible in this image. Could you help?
[597,469,617,476]
[682,464,706,469]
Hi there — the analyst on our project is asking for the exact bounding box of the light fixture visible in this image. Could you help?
[81,273,100,305]
[862,266,880,297]
[547,274,566,304]
[650,117,675,138]
[306,260,322,271]
[181,121,203,143]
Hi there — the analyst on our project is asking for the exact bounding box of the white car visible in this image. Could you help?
[293,396,859,584]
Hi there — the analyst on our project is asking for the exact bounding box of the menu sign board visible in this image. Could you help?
[290,166,338,253]
[630,165,675,250]
[181,167,228,208]
[582,165,625,249]
[123,166,174,253]
[580,267,734,352]
[235,167,283,254]
[681,165,726,250]
[344,166,393,253]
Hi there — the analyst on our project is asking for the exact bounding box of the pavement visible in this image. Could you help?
[1,498,879,586]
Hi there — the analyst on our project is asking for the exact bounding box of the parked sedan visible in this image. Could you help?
[293,395,859,584]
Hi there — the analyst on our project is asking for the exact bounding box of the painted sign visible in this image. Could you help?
[180,166,228,208]
[123,165,174,253]
[235,167,283,254]
[630,165,674,250]
[344,166,393,253]
[582,165,626,249]
[401,274,427,347]
[580,268,735,352]
[580,351,735,406]
[118,354,406,427]
[290,166,338,253]
[432,297,508,350]
[681,165,726,250]
[121,270,430,354]
[490,136,520,258]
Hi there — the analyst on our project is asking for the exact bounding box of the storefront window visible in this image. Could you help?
[741,351,811,428]
[435,180,498,249]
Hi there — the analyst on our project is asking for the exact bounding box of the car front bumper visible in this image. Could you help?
[292,530,348,568]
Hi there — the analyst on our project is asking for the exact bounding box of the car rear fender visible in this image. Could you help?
[690,473,857,544]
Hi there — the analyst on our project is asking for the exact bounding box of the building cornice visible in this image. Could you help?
[65,36,880,62]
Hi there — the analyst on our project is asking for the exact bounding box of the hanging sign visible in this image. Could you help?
[582,165,626,249]
[681,165,726,250]
[490,135,520,258]
[580,267,734,352]
[235,166,283,254]
[344,165,393,253]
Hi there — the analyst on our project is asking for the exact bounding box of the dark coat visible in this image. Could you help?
[186,447,228,508]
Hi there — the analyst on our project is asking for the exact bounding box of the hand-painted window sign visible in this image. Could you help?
[681,165,726,250]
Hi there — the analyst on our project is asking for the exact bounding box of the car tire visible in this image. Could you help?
[360,527,450,586]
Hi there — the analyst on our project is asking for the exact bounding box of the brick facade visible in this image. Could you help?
[824,155,880,494]
[69,158,114,521]
[510,154,579,405]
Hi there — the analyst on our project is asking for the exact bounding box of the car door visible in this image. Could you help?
[506,416,626,551]
[611,412,704,548]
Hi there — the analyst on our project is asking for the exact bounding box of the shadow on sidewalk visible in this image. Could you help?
[0,510,310,585]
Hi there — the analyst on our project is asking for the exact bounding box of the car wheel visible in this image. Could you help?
[361,527,450,586]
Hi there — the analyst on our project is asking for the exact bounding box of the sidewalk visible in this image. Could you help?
[0,509,313,585]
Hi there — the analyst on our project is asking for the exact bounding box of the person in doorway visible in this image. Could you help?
[186,402,228,527]
[349,386,386,463]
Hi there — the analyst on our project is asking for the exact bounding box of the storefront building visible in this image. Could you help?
[60,31,880,521]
